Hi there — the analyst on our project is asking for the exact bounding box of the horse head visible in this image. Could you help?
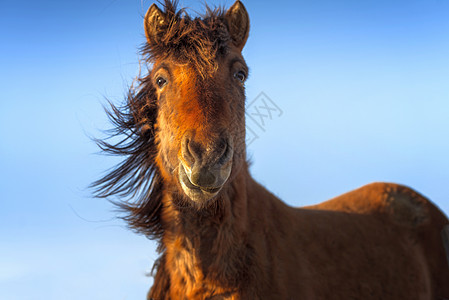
[144,1,250,205]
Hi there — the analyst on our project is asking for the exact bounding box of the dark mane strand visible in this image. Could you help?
[91,75,164,240]
[142,0,230,77]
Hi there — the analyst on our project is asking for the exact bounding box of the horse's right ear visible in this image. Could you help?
[144,4,167,44]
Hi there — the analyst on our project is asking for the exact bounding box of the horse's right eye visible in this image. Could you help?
[156,76,167,88]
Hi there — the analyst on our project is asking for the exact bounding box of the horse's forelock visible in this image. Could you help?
[143,0,230,77]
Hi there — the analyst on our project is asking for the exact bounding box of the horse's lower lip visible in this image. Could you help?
[201,186,221,193]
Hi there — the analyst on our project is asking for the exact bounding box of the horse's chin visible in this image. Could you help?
[178,163,225,203]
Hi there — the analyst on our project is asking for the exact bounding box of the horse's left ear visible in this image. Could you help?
[225,1,250,50]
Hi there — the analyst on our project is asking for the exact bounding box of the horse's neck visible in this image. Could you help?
[160,167,258,292]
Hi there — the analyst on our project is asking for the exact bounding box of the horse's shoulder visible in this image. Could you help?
[313,182,431,227]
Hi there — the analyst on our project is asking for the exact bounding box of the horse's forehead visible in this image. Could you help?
[172,65,197,84]
[171,64,216,92]
[168,57,227,83]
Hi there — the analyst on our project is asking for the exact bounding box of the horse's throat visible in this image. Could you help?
[161,181,251,297]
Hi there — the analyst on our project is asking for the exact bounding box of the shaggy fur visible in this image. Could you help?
[92,1,449,299]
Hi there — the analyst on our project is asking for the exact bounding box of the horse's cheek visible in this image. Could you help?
[157,111,180,170]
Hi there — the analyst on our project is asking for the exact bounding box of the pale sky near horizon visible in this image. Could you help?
[1,0,449,299]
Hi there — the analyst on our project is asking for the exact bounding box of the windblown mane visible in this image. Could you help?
[91,0,233,240]
[91,77,163,239]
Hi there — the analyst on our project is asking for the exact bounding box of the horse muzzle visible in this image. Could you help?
[178,132,233,202]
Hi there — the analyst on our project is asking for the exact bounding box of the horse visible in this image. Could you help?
[92,0,449,299]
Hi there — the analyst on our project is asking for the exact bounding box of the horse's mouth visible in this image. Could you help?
[178,163,224,202]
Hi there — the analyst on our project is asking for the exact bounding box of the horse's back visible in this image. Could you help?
[304,182,449,298]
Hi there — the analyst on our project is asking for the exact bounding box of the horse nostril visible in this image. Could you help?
[218,138,233,165]
[181,135,196,167]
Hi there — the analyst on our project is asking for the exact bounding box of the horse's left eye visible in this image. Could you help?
[234,71,246,83]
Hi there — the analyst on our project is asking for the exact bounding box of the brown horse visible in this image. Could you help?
[93,0,449,299]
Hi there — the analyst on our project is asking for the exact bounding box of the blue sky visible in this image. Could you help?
[1,0,449,299]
